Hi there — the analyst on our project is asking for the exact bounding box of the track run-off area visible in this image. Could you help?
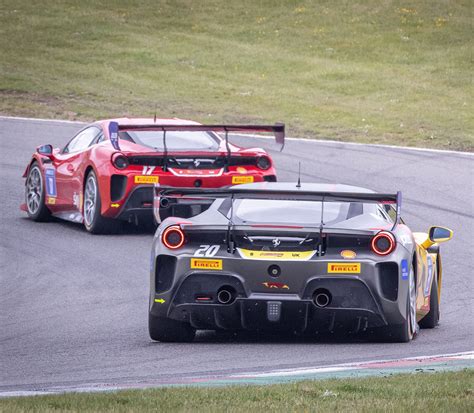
[0,117,472,396]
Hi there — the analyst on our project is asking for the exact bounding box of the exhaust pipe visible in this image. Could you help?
[313,289,331,308]
[217,287,235,305]
[160,197,170,208]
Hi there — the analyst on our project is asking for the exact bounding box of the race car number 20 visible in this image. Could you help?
[194,244,220,257]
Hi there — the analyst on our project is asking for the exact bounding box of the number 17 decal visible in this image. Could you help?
[194,245,220,257]
[142,166,156,175]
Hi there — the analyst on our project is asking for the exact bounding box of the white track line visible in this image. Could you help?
[0,115,84,125]
[231,350,474,378]
[0,351,472,398]
[1,116,472,156]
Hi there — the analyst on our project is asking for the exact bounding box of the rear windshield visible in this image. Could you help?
[232,199,393,228]
[119,130,220,151]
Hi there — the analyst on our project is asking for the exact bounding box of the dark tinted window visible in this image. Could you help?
[63,127,101,153]
[119,130,220,151]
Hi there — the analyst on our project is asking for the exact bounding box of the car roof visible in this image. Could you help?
[234,181,376,193]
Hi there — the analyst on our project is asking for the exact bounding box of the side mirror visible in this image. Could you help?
[428,226,453,243]
[36,144,54,159]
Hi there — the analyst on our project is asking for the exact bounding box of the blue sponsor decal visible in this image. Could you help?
[425,255,433,296]
[45,168,57,197]
[109,121,120,151]
[401,259,409,280]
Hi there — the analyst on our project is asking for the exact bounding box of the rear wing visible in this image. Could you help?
[108,122,285,170]
[159,187,402,232]
[159,186,399,204]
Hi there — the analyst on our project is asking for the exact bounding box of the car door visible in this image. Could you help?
[52,126,102,210]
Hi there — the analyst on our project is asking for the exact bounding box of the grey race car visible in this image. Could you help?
[148,182,453,342]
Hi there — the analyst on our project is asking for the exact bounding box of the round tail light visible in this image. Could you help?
[371,231,396,256]
[112,153,129,169]
[162,225,185,249]
[256,156,271,170]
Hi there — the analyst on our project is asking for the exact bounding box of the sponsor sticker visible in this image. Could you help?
[232,176,254,184]
[72,192,82,210]
[45,168,57,197]
[238,249,315,261]
[190,258,222,270]
[47,197,56,205]
[340,250,357,259]
[401,259,409,280]
[134,175,159,184]
[236,167,247,174]
[327,262,361,274]
[262,282,289,290]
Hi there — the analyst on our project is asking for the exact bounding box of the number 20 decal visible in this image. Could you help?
[194,245,220,257]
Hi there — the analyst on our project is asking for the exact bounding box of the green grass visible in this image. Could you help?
[0,1,472,150]
[1,370,473,412]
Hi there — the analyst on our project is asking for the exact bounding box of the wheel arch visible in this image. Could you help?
[23,155,45,179]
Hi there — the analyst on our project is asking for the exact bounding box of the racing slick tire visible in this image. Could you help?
[418,269,440,329]
[372,263,417,343]
[149,313,196,342]
[83,170,120,234]
[25,162,52,222]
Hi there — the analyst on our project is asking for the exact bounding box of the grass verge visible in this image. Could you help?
[0,1,472,150]
[1,369,473,412]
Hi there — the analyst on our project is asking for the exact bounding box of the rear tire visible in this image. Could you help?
[25,162,51,222]
[419,268,440,328]
[83,170,120,234]
[149,313,195,342]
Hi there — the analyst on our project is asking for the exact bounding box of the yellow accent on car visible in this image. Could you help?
[238,249,315,261]
[134,176,159,184]
[327,262,361,274]
[190,258,223,270]
[47,197,56,205]
[232,176,254,184]
[154,298,166,304]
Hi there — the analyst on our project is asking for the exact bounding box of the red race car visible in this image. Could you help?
[21,118,284,233]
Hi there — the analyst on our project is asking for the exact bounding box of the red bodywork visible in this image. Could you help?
[21,118,280,225]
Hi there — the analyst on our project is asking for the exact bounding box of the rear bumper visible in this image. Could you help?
[150,270,404,333]
[115,186,153,221]
[106,172,277,221]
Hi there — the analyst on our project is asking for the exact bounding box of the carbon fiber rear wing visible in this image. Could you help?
[108,122,285,170]
[160,187,399,204]
[159,187,402,233]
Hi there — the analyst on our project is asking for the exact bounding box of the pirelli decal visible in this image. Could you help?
[232,176,254,184]
[134,175,159,184]
[190,258,223,270]
[238,249,315,261]
[327,262,361,274]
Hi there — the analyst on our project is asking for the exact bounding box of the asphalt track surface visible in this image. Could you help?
[0,117,473,393]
